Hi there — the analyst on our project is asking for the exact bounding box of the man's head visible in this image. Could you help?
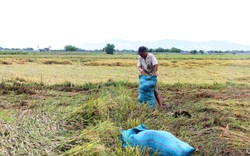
[137,46,147,58]
[137,46,147,54]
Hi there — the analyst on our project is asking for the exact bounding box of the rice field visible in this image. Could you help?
[0,52,249,156]
[0,52,249,85]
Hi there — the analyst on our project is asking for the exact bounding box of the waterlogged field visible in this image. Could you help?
[0,52,250,155]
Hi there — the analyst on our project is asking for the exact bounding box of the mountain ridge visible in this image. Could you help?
[77,38,250,51]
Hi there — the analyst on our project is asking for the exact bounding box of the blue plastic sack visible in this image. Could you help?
[122,124,195,156]
[138,75,157,108]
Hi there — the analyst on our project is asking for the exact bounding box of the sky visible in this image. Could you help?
[0,0,250,50]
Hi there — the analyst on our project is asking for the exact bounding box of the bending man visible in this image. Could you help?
[137,46,163,110]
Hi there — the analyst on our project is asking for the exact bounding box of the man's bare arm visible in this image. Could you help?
[152,64,158,75]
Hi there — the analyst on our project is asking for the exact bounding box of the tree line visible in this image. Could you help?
[63,44,250,54]
[1,45,250,54]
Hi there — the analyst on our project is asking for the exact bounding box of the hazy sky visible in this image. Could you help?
[0,0,249,49]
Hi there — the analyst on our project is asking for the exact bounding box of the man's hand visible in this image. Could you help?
[139,68,145,75]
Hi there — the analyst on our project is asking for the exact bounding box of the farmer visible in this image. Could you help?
[137,46,163,110]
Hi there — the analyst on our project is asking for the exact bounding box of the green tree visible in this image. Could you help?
[170,47,181,53]
[64,45,77,51]
[22,47,34,51]
[190,50,197,54]
[199,50,205,54]
[155,47,165,52]
[103,44,115,54]
[148,48,154,52]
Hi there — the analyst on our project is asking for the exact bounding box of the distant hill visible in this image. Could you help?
[77,38,250,51]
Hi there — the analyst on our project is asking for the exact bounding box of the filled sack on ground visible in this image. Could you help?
[122,124,195,156]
